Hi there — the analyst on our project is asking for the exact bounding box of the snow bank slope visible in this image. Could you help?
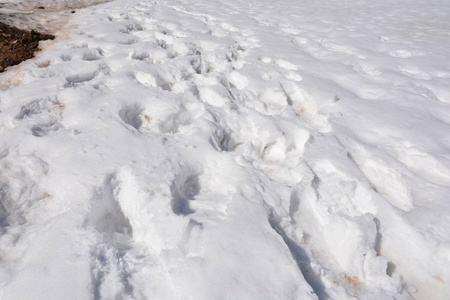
[1,0,450,299]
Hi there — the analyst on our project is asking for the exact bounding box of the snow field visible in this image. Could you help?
[1,0,450,299]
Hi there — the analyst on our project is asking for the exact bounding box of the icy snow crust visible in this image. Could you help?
[1,0,450,299]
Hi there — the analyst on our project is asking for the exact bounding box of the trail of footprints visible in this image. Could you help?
[1,1,339,298]
[21,0,331,139]
[12,97,65,137]
[1,0,448,298]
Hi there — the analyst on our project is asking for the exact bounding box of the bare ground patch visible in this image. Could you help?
[0,22,54,72]
[0,0,111,72]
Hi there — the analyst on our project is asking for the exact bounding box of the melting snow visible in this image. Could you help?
[1,0,450,299]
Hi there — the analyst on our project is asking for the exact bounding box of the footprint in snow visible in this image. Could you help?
[118,21,144,34]
[60,54,72,62]
[130,48,150,61]
[15,98,52,120]
[85,174,137,300]
[413,84,442,102]
[82,49,104,61]
[208,122,236,152]
[85,173,133,237]
[31,120,63,137]
[119,104,144,131]
[260,57,303,82]
[170,170,201,216]
[398,64,431,80]
[66,71,98,85]
[389,49,426,58]
[35,60,52,68]
[14,98,65,136]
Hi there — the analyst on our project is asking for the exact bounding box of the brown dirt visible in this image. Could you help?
[0,0,111,73]
[0,22,55,72]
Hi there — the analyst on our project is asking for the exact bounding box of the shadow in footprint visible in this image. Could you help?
[66,71,97,84]
[209,127,236,152]
[269,214,329,300]
[82,49,103,61]
[16,99,48,120]
[31,120,62,137]
[170,172,201,216]
[85,174,133,237]
[85,173,135,299]
[119,104,143,130]
[91,243,134,300]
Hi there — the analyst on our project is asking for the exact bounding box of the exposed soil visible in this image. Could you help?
[0,0,111,73]
[0,22,54,72]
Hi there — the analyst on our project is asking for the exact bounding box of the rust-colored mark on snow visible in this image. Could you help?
[344,274,363,290]
[433,276,444,284]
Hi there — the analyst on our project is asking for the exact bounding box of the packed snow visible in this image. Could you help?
[1,0,450,299]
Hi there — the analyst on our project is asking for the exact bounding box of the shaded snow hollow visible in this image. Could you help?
[1,0,450,299]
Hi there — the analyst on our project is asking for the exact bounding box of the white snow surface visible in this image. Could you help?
[1,0,450,299]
